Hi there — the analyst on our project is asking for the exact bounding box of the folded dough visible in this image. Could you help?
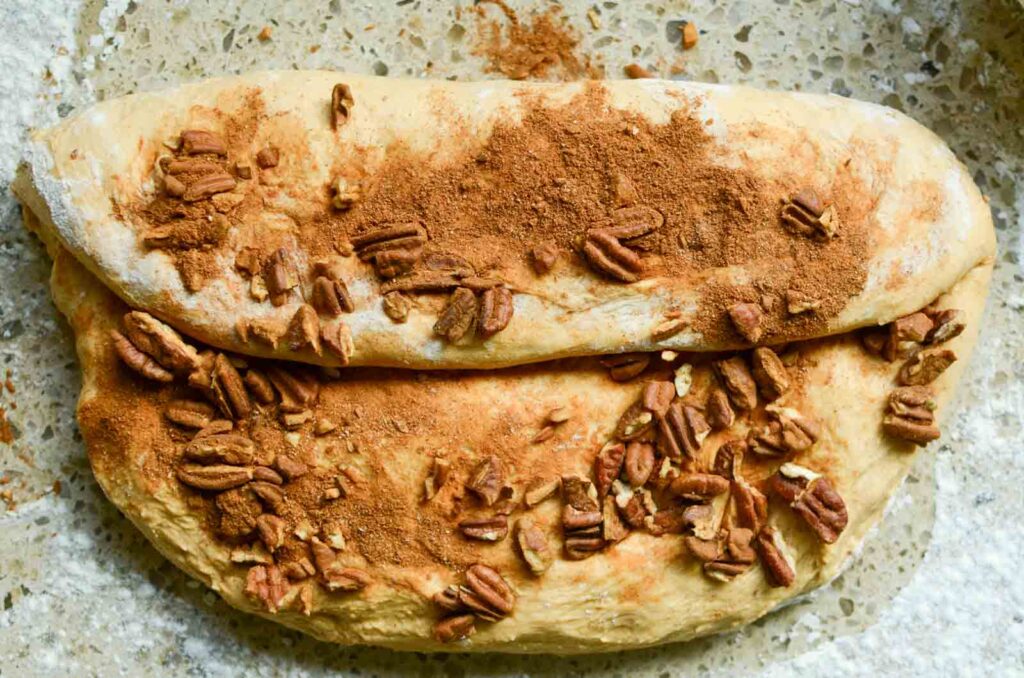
[14,73,994,368]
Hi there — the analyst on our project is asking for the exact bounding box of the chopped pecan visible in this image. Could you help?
[657,403,710,459]
[256,513,287,552]
[466,455,504,506]
[713,356,758,411]
[287,304,321,354]
[265,366,319,412]
[478,286,514,337]
[602,353,650,382]
[183,172,237,202]
[181,130,227,156]
[641,380,675,416]
[751,347,790,400]
[382,291,411,323]
[255,146,279,169]
[616,489,648,528]
[732,479,767,532]
[323,567,371,593]
[177,463,253,491]
[352,222,427,278]
[253,466,284,484]
[434,287,478,343]
[434,614,476,643]
[711,439,746,480]
[652,317,688,341]
[281,558,316,581]
[183,433,256,465]
[562,505,603,531]
[208,354,251,419]
[280,410,313,430]
[311,276,354,316]
[704,527,757,581]
[883,386,940,445]
[898,348,957,386]
[705,388,735,430]
[670,473,730,501]
[684,534,724,563]
[672,363,693,397]
[244,564,289,612]
[892,312,934,343]
[165,399,215,429]
[780,188,838,239]
[122,311,200,374]
[423,457,450,502]
[461,564,515,621]
[459,515,509,542]
[524,477,560,507]
[564,530,606,560]
[516,518,553,574]
[250,481,286,514]
[242,369,276,404]
[332,176,361,210]
[593,442,626,499]
[602,495,630,543]
[581,206,663,282]
[749,407,820,457]
[531,242,558,274]
[623,441,655,487]
[728,302,764,343]
[561,475,599,512]
[756,527,796,587]
[768,465,848,543]
[785,289,821,315]
[274,455,309,481]
[266,249,298,306]
[321,322,354,364]
[926,309,965,344]
[615,402,655,441]
[163,174,186,198]
[331,83,354,129]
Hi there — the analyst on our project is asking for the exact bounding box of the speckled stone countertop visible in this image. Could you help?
[0,1,1021,676]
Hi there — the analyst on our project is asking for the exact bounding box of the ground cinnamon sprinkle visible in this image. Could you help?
[472,0,602,80]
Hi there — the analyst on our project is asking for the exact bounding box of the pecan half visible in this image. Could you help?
[768,465,848,543]
[728,302,764,343]
[581,206,663,282]
[466,455,504,506]
[250,482,285,514]
[898,348,957,386]
[352,222,427,278]
[244,564,289,612]
[926,309,965,344]
[434,287,478,343]
[434,614,476,643]
[122,311,200,374]
[331,83,354,129]
[183,433,256,465]
[749,407,820,457]
[623,441,655,487]
[183,172,237,202]
[312,276,354,316]
[478,286,514,337]
[883,386,940,445]
[593,442,626,499]
[165,399,215,429]
[713,356,758,411]
[177,463,253,490]
[669,473,730,501]
[242,369,276,404]
[265,366,319,412]
[732,479,767,532]
[180,130,227,155]
[641,380,675,417]
[754,527,795,587]
[207,354,251,419]
[705,388,736,430]
[516,518,553,574]
[382,291,411,323]
[780,188,838,239]
[111,330,173,382]
[751,347,790,400]
[657,403,710,459]
[266,248,298,306]
[461,564,515,621]
[602,353,650,382]
[459,515,509,542]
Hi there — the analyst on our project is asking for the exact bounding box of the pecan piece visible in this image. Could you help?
[382,291,411,323]
[561,475,599,512]
[705,388,735,430]
[602,353,650,382]
[111,330,173,382]
[466,455,504,506]
[183,172,237,202]
[898,348,957,386]
[713,356,758,411]
[478,286,514,338]
[657,403,710,460]
[926,309,965,344]
[516,518,553,574]
[250,482,286,514]
[524,477,560,507]
[882,386,940,445]
[287,304,321,354]
[255,146,280,169]
[732,479,767,532]
[641,380,675,417]
[749,408,821,457]
[165,399,215,429]
[331,83,354,129]
[352,222,427,277]
[434,614,476,643]
[244,564,289,613]
[602,495,630,543]
[177,463,253,491]
[768,465,848,543]
[183,433,256,465]
[256,513,287,552]
[242,369,276,404]
[265,366,319,412]
[265,249,298,306]
[711,439,746,480]
[582,230,643,282]
[593,442,626,499]
[461,564,515,621]
[208,353,251,420]
[434,287,478,343]
[321,322,354,365]
[459,515,509,542]
[751,347,790,400]
[423,457,450,502]
[785,289,821,315]
[756,527,796,587]
[623,441,655,487]
[728,302,764,343]
[684,534,724,563]
[615,401,655,441]
[780,188,838,239]
[311,276,354,316]
[892,312,934,343]
[122,311,200,374]
[669,473,730,501]
[530,242,558,274]
[181,130,227,156]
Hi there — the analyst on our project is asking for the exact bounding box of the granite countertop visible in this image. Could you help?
[0,1,1021,675]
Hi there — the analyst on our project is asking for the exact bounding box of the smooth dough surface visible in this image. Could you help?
[15,72,995,369]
